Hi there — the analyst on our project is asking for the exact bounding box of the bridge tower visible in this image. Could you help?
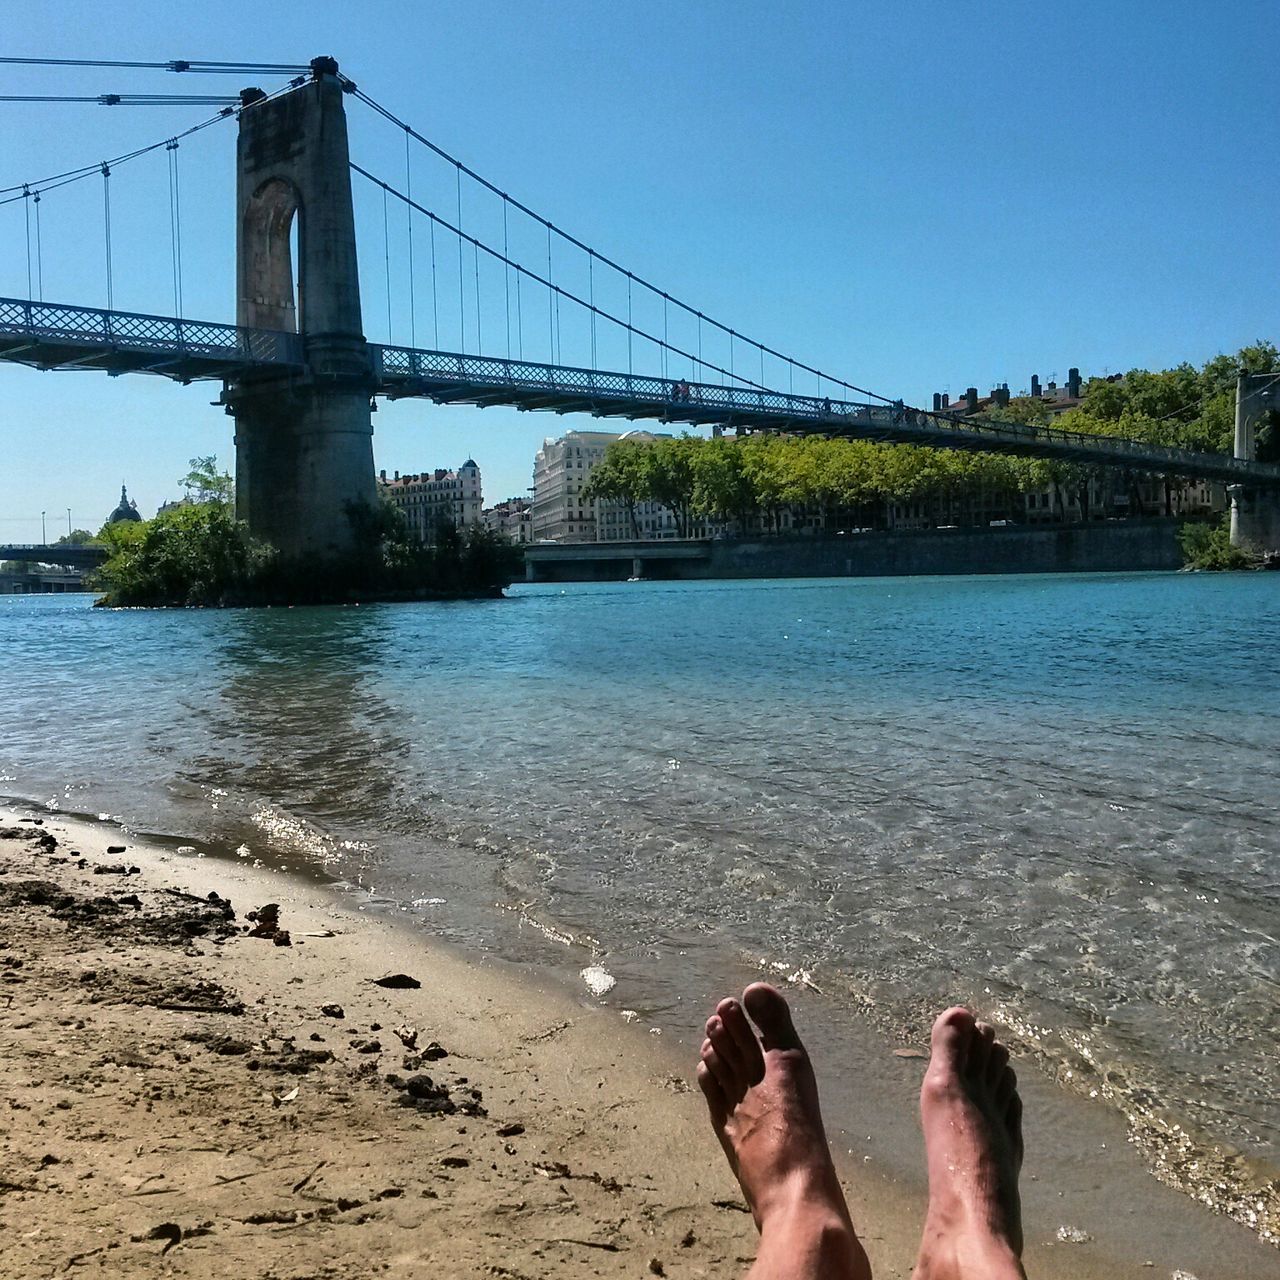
[223,57,376,560]
[1229,372,1280,551]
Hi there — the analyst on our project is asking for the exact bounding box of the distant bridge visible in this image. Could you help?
[4,296,1279,492]
[0,542,109,570]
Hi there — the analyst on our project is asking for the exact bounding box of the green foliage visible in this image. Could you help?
[93,502,273,606]
[55,529,96,546]
[92,495,521,608]
[1178,517,1257,571]
[181,455,234,505]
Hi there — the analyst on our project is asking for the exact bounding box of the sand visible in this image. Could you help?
[0,806,1273,1279]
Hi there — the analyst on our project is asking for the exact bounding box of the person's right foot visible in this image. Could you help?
[913,1007,1027,1280]
[697,983,871,1280]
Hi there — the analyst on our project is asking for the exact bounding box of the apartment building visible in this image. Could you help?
[482,497,534,544]
[379,459,483,542]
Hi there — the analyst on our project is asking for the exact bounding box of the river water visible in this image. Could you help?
[2,573,1276,1241]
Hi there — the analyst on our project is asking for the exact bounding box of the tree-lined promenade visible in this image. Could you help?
[585,344,1278,537]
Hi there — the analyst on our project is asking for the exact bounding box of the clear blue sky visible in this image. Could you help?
[2,1,1277,540]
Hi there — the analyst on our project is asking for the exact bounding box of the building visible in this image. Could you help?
[379,460,483,542]
[482,497,534,544]
[931,368,1086,421]
[530,430,619,543]
[106,484,141,526]
[530,429,698,543]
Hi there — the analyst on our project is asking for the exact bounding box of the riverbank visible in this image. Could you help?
[2,806,1275,1279]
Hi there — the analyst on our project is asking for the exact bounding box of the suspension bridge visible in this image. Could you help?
[3,55,1278,558]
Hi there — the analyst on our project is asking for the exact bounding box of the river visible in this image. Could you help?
[2,571,1276,1242]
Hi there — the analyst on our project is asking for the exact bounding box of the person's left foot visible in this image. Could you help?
[697,983,871,1280]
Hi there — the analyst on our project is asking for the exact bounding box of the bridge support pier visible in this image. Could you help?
[226,59,376,562]
[1229,372,1280,552]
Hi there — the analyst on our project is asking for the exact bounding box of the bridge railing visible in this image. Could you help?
[371,345,1280,484]
[0,298,303,367]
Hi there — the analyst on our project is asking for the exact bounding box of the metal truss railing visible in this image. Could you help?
[371,344,1280,487]
[0,296,1275,488]
[0,297,303,368]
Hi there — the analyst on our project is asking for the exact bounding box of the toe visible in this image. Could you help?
[928,1006,975,1071]
[742,982,804,1052]
[718,998,765,1085]
[707,1015,747,1092]
[966,1020,994,1080]
[987,1041,1010,1088]
[696,1061,728,1126]
[700,1039,735,1096]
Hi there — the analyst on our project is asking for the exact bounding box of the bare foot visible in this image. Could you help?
[696,982,871,1280]
[913,1007,1026,1280]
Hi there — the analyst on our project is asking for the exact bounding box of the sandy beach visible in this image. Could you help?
[0,805,1273,1280]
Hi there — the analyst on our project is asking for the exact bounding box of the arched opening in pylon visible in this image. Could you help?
[242,177,302,333]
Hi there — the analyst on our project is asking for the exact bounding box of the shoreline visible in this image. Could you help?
[2,804,1275,1278]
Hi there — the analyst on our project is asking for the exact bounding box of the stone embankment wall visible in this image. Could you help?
[706,519,1183,579]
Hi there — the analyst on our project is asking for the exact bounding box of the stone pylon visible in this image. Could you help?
[1228,372,1280,551]
[224,57,377,560]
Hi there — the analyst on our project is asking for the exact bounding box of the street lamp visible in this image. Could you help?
[66,508,72,539]
[41,510,46,545]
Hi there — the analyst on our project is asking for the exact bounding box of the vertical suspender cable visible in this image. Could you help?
[23,186,32,300]
[627,275,633,374]
[33,191,43,301]
[404,128,416,348]
[697,313,702,384]
[546,225,554,364]
[473,240,481,353]
[455,165,465,351]
[101,163,113,311]
[503,199,511,359]
[382,184,393,342]
[662,294,668,380]
[516,269,523,361]
[429,219,439,347]
[588,251,596,369]
[760,343,765,389]
[728,330,734,387]
[166,140,184,319]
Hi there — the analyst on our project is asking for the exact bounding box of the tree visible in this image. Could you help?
[691,436,756,529]
[56,529,95,546]
[582,439,652,538]
[645,436,700,536]
[181,455,234,506]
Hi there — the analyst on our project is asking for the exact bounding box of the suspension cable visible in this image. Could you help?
[32,189,42,301]
[473,240,482,353]
[455,165,465,352]
[503,198,511,359]
[588,251,596,368]
[23,185,32,299]
[351,162,767,389]
[101,162,113,310]
[0,79,296,205]
[166,139,184,318]
[382,183,392,342]
[404,128,415,347]
[347,84,891,403]
[546,225,554,364]
[0,57,311,73]
[429,218,439,347]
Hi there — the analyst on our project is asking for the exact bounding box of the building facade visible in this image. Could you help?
[482,497,534,544]
[379,460,483,542]
[530,429,700,543]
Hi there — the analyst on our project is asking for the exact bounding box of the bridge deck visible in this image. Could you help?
[3,296,1278,490]
[0,544,109,569]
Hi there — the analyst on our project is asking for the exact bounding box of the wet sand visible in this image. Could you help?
[0,806,1273,1279]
